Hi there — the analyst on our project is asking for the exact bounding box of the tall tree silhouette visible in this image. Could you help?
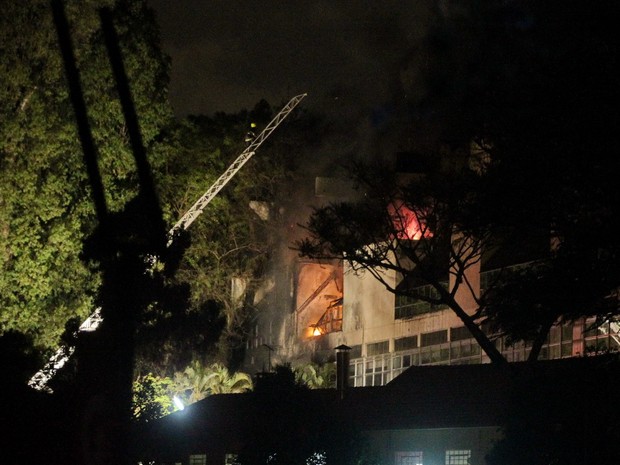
[52,1,179,463]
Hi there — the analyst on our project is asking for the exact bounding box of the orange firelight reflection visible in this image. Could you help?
[388,201,433,240]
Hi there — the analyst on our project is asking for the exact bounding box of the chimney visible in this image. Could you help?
[335,344,351,398]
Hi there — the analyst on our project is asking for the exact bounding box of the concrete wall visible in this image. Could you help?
[341,262,396,349]
[337,258,476,354]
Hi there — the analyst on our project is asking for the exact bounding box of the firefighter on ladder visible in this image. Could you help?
[245,122,257,144]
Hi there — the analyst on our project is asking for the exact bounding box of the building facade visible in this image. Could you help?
[242,175,620,387]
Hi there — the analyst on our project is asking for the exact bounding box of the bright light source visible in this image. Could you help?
[173,395,185,411]
[312,327,322,337]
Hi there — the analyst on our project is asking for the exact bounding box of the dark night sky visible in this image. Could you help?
[146,1,439,123]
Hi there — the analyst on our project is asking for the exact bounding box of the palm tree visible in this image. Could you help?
[204,363,253,394]
[172,361,252,404]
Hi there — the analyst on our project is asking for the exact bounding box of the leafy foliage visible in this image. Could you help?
[141,101,306,370]
[0,0,173,350]
[294,362,336,389]
[132,372,175,422]
[171,360,253,405]
[0,330,44,388]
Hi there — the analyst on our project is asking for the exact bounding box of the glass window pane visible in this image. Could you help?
[549,326,561,344]
[367,340,389,356]
[396,451,423,465]
[395,336,418,351]
[421,348,432,365]
[450,344,461,359]
[562,324,573,342]
[549,345,561,359]
[445,449,471,465]
[561,342,573,357]
[421,330,448,347]
[189,454,207,465]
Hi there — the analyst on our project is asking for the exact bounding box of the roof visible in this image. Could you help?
[135,356,620,460]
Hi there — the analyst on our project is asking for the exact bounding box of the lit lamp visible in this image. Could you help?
[173,395,185,411]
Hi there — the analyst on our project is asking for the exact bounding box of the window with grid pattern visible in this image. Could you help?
[367,340,389,356]
[349,344,362,358]
[364,355,391,386]
[395,451,423,465]
[450,326,472,341]
[445,450,471,465]
[421,329,447,347]
[395,335,418,351]
[189,454,207,465]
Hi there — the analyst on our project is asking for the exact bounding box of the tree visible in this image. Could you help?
[203,362,253,394]
[140,101,310,371]
[420,0,620,356]
[294,362,336,389]
[297,0,620,362]
[0,330,43,389]
[171,360,252,405]
[0,0,174,350]
[297,153,511,363]
[132,372,175,422]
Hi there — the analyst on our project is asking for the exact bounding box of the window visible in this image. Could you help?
[396,451,423,465]
[350,359,364,387]
[225,453,239,465]
[450,326,472,342]
[420,344,449,364]
[445,450,471,465]
[367,340,389,356]
[349,344,362,358]
[420,330,448,347]
[395,283,448,319]
[395,336,418,351]
[364,355,392,386]
[189,454,207,465]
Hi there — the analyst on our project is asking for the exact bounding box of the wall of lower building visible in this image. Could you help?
[368,426,503,465]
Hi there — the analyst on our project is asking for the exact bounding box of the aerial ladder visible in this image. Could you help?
[28,93,307,392]
[596,319,620,348]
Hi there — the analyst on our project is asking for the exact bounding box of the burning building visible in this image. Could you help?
[240,154,620,388]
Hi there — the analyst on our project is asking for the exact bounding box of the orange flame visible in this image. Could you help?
[388,201,432,240]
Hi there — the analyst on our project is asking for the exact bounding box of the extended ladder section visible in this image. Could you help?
[28,93,307,392]
[168,93,307,241]
[598,319,620,347]
[27,309,103,391]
